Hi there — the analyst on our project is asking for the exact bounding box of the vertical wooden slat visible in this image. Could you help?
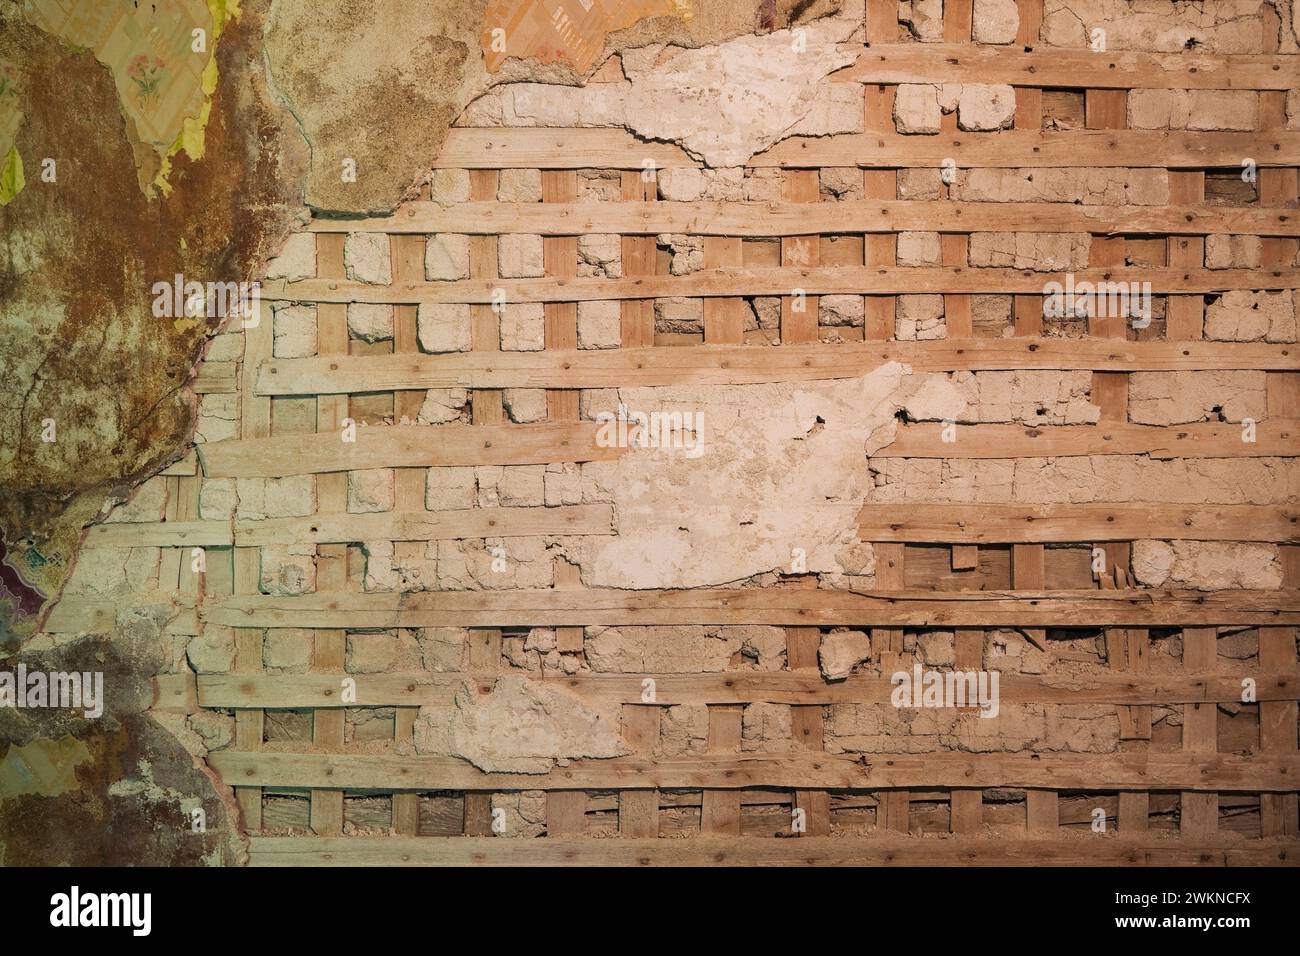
[700,704,743,835]
[874,541,908,831]
[703,237,746,343]
[864,0,897,343]
[1181,627,1218,836]
[463,629,501,836]
[390,226,427,836]
[787,626,830,835]
[232,292,273,832]
[310,232,348,836]
[618,705,660,837]
[1012,0,1044,338]
[619,171,656,347]
[1256,87,1298,838]
[780,170,820,344]
[542,171,579,421]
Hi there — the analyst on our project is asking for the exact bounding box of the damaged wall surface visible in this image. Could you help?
[9,0,1300,866]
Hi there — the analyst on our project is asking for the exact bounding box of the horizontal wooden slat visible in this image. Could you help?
[83,508,613,549]
[265,267,1299,306]
[197,670,1300,710]
[881,421,1296,459]
[434,128,1300,170]
[759,130,1300,169]
[839,43,1298,90]
[210,749,1300,792]
[247,835,1297,867]
[200,587,1300,629]
[233,504,614,547]
[859,504,1300,543]
[257,341,1300,395]
[43,596,199,635]
[197,422,619,478]
[83,519,233,548]
[308,199,1300,237]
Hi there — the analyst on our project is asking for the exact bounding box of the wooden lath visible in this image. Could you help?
[253,340,1300,395]
[262,266,1300,305]
[307,200,1300,237]
[200,587,1300,629]
[146,2,1300,860]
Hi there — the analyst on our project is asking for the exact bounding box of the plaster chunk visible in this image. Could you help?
[198,478,237,521]
[417,388,468,425]
[819,294,865,327]
[347,303,394,343]
[1041,0,1268,53]
[1204,235,1261,270]
[497,465,545,507]
[347,468,395,513]
[586,626,737,673]
[619,19,861,166]
[820,167,864,200]
[1127,89,1257,130]
[819,629,871,680]
[425,234,470,281]
[544,465,583,506]
[656,297,704,334]
[954,168,1168,205]
[272,304,317,358]
[236,476,315,520]
[902,370,1100,425]
[503,388,547,424]
[958,84,1016,130]
[577,235,622,278]
[196,393,238,444]
[426,467,475,511]
[265,232,316,282]
[659,234,703,275]
[973,0,1019,43]
[435,674,628,773]
[742,702,793,752]
[583,365,915,588]
[658,167,703,201]
[346,632,398,673]
[1132,540,1283,591]
[918,631,956,667]
[969,232,1091,271]
[744,168,786,201]
[498,234,544,278]
[1128,371,1266,425]
[63,547,158,596]
[577,300,621,349]
[658,704,709,756]
[898,168,944,200]
[893,84,942,134]
[419,627,466,672]
[417,303,471,353]
[900,0,945,40]
[1205,291,1296,343]
[898,231,942,266]
[497,168,542,202]
[429,169,470,203]
[500,302,546,351]
[897,294,946,340]
[344,233,392,285]
[260,544,316,596]
[187,627,236,674]
[263,629,312,671]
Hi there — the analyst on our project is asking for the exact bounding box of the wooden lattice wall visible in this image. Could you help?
[48,0,1300,865]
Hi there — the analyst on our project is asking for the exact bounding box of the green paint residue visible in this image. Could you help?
[0,144,21,206]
